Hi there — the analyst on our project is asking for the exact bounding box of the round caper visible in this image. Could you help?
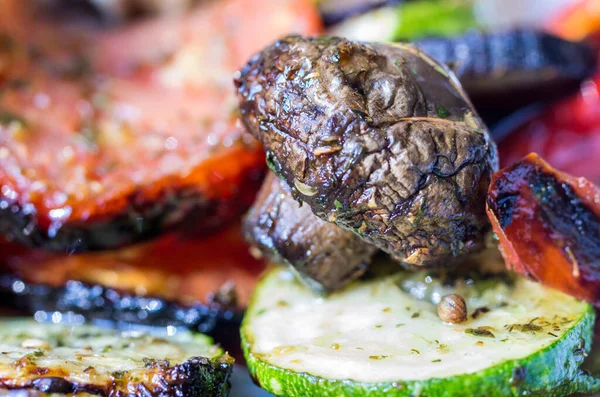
[437,294,468,324]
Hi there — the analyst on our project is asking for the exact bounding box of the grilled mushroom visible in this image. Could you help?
[236,36,498,269]
[244,173,376,292]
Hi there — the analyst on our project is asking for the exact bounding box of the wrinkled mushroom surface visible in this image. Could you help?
[236,36,498,267]
[244,173,376,292]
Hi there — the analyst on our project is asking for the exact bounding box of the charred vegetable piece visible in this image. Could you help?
[486,153,600,306]
[0,226,265,336]
[236,36,498,268]
[38,0,202,24]
[245,173,376,293]
[0,0,322,252]
[0,319,232,396]
[0,390,100,396]
[0,273,241,344]
[90,0,195,20]
[0,391,100,396]
[416,29,598,107]
[0,272,242,343]
[498,74,600,185]
[318,0,402,27]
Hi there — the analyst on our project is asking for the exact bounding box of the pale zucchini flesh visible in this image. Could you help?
[0,320,233,396]
[242,268,599,396]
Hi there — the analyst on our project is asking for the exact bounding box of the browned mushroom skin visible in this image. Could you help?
[236,36,498,267]
[244,173,376,292]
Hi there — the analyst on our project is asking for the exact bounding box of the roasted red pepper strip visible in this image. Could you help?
[487,153,600,305]
[0,0,323,251]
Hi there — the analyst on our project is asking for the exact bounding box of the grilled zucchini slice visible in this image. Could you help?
[0,319,232,396]
[243,267,600,397]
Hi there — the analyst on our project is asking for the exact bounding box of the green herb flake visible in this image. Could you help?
[334,200,343,212]
[436,106,450,119]
[437,343,449,353]
[265,152,282,176]
[471,307,490,319]
[432,359,442,363]
[396,323,405,328]
[111,370,126,379]
[0,110,26,127]
[465,328,495,338]
[78,119,100,150]
[411,312,420,319]
[374,325,383,329]
[63,54,91,80]
[573,341,587,357]
[410,349,420,355]
[6,78,30,90]
[505,324,543,334]
[548,332,558,338]
[0,33,14,53]
[350,108,374,124]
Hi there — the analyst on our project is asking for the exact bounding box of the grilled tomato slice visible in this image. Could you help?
[0,0,322,251]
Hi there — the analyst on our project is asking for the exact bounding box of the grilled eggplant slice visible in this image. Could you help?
[0,226,265,336]
[243,266,598,397]
[0,0,322,252]
[244,173,376,293]
[486,153,600,307]
[318,0,401,27]
[0,319,232,396]
[236,36,498,268]
[416,29,598,107]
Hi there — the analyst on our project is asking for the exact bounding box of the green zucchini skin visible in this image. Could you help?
[242,269,599,397]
